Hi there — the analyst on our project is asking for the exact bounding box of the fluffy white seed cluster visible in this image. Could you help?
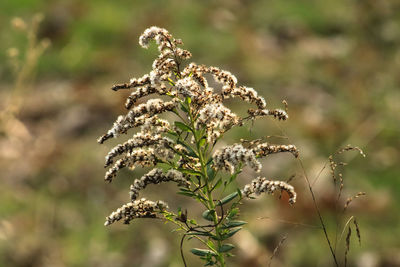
[248,108,289,121]
[139,26,171,49]
[181,63,209,87]
[104,130,175,167]
[140,116,170,134]
[175,77,200,98]
[129,169,190,201]
[125,84,163,109]
[98,99,177,144]
[253,143,299,158]
[175,76,217,107]
[213,144,261,174]
[126,99,177,122]
[111,74,151,91]
[222,86,267,109]
[154,142,175,161]
[197,103,240,143]
[105,148,163,182]
[209,66,238,89]
[241,177,297,204]
[104,198,168,226]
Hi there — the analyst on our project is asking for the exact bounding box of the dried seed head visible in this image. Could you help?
[213,144,261,174]
[248,108,289,121]
[139,26,172,49]
[176,48,192,59]
[181,63,209,87]
[343,192,366,212]
[197,103,240,143]
[104,149,158,182]
[111,74,151,91]
[336,145,366,158]
[223,86,266,109]
[129,168,190,201]
[104,132,169,167]
[98,99,177,143]
[353,218,361,246]
[345,226,352,267]
[253,143,299,158]
[209,66,237,89]
[140,116,170,134]
[175,77,201,99]
[104,198,168,226]
[242,177,297,204]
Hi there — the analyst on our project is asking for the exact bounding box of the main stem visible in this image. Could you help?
[188,104,225,267]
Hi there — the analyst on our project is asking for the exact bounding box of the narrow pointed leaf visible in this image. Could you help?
[178,168,202,177]
[190,248,215,256]
[180,103,188,113]
[202,209,215,221]
[223,221,247,229]
[175,121,192,132]
[207,164,216,181]
[218,244,235,253]
[219,192,239,205]
[211,178,222,191]
[186,232,213,237]
[222,227,242,239]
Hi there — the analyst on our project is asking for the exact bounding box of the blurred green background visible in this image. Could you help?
[1,0,399,266]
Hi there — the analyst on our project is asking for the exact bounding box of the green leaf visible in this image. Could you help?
[180,103,188,113]
[223,221,247,229]
[211,178,222,191]
[177,140,198,157]
[207,240,216,250]
[167,130,178,137]
[156,162,172,171]
[177,191,196,197]
[178,168,202,177]
[227,208,239,219]
[186,232,213,237]
[222,227,242,239]
[189,219,197,225]
[175,121,192,132]
[199,137,206,148]
[185,96,192,104]
[219,192,239,206]
[237,188,242,199]
[207,163,216,182]
[190,248,215,257]
[202,210,215,221]
[218,244,235,253]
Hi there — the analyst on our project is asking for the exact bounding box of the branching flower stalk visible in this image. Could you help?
[98,27,299,266]
[2,14,50,136]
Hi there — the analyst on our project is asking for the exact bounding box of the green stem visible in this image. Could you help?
[187,102,226,267]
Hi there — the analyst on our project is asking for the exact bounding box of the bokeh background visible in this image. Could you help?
[1,0,399,266]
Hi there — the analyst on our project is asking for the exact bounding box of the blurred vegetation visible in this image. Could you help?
[0,0,399,266]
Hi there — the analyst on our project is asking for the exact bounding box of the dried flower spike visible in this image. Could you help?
[105,198,168,226]
[242,177,297,204]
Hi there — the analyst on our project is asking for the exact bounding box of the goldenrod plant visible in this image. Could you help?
[98,27,364,266]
